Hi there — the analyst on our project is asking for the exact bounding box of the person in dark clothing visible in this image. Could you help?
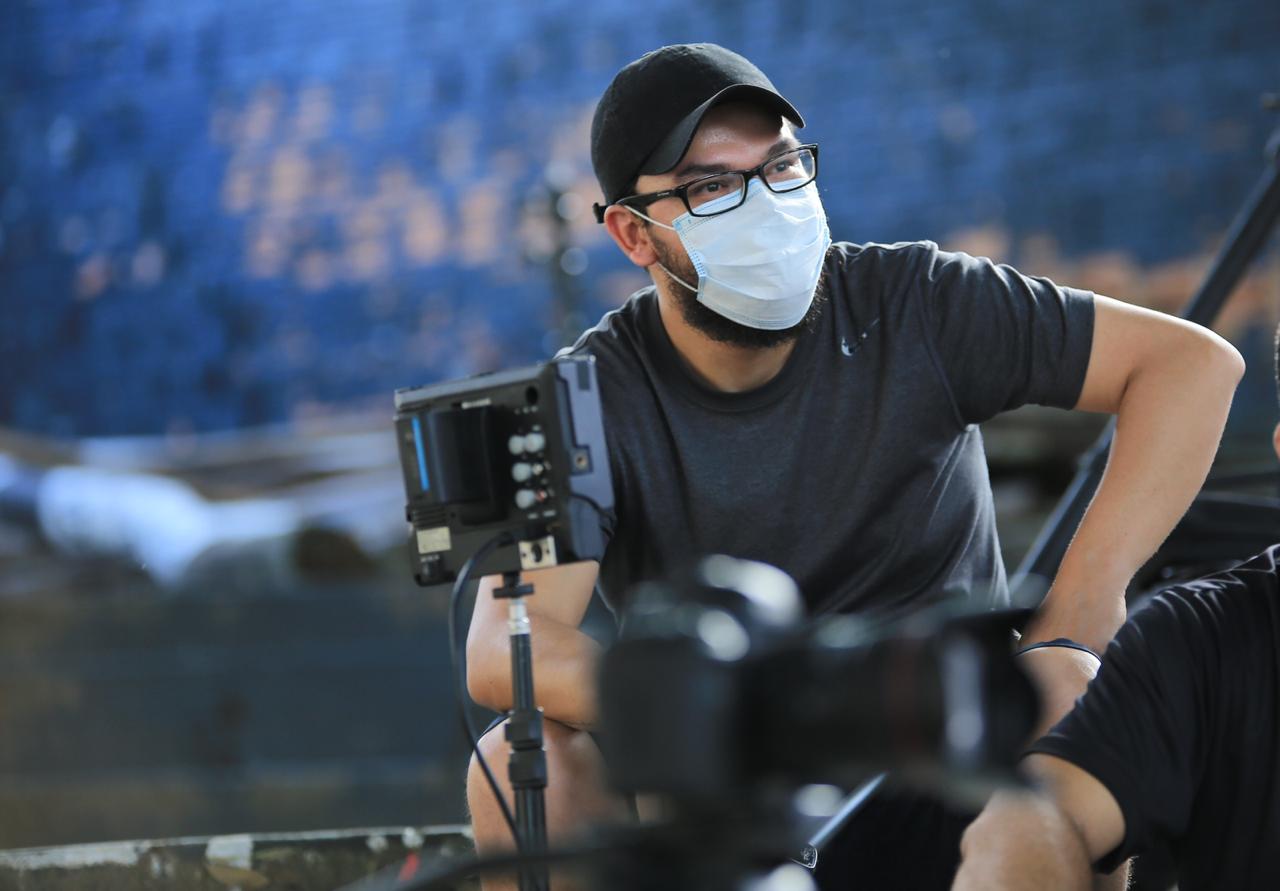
[953,332,1280,891]
[463,43,1244,890]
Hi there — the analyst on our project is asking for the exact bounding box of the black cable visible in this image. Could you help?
[568,491,610,518]
[449,530,520,845]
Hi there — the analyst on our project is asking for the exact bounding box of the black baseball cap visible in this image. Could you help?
[590,43,805,222]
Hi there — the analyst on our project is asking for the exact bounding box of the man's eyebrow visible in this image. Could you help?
[671,137,802,181]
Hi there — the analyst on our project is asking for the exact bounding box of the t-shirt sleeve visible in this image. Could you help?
[914,242,1095,425]
[1025,592,1211,871]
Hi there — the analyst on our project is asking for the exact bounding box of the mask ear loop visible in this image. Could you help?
[623,204,675,230]
[624,206,698,294]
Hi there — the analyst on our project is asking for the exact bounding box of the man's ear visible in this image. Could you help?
[1272,421,1280,463]
[602,205,658,269]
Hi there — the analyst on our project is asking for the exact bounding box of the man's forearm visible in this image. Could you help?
[954,791,1094,891]
[1030,338,1241,652]
[468,613,603,729]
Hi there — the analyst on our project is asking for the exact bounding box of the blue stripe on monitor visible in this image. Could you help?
[411,415,430,491]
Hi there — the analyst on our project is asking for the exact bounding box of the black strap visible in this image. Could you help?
[1015,637,1101,661]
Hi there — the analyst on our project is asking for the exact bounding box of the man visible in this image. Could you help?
[465,43,1244,889]
[952,335,1280,890]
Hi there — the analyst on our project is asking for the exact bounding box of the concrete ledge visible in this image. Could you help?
[0,826,477,891]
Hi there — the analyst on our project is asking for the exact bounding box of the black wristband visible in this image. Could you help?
[1015,637,1101,661]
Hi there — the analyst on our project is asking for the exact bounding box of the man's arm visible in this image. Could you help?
[465,561,602,729]
[954,790,1092,891]
[1022,295,1242,726]
[954,755,1128,891]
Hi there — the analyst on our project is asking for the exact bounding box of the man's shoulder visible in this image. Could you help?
[1131,544,1280,649]
[828,239,941,271]
[1154,544,1280,604]
[824,239,946,303]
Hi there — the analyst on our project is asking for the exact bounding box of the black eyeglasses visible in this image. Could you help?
[594,144,820,223]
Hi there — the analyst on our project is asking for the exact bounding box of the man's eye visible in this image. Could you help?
[686,174,743,209]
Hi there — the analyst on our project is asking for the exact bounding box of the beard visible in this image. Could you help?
[651,236,828,349]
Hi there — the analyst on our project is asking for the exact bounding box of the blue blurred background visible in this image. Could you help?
[2,0,1279,438]
[2,0,1280,859]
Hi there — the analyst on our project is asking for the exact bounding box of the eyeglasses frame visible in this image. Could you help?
[592,143,820,224]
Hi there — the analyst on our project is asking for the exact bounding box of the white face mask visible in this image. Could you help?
[628,177,831,330]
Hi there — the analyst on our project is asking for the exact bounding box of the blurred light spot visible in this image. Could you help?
[518,209,555,262]
[746,863,814,891]
[294,85,334,141]
[569,177,611,242]
[131,240,166,286]
[376,161,416,207]
[75,254,112,300]
[346,238,391,282]
[47,115,79,167]
[345,203,387,242]
[59,216,90,254]
[268,147,310,211]
[221,158,257,214]
[403,193,449,265]
[556,192,583,220]
[296,250,335,291]
[947,225,1010,263]
[459,182,505,267]
[559,247,587,276]
[939,104,976,145]
[247,224,287,278]
[242,83,283,143]
[314,149,352,203]
[696,609,749,661]
[793,784,844,818]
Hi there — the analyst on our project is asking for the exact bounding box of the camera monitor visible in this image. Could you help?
[393,356,614,585]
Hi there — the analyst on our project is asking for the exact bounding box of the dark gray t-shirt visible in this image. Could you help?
[565,240,1094,619]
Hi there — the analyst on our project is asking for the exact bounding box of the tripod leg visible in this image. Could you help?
[506,597,550,891]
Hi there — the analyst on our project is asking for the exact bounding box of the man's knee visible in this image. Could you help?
[468,721,514,820]
[467,717,619,843]
[467,720,584,810]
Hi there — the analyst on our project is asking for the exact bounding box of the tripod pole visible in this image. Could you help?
[496,572,549,891]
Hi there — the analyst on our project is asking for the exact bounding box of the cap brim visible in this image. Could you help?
[638,84,805,176]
